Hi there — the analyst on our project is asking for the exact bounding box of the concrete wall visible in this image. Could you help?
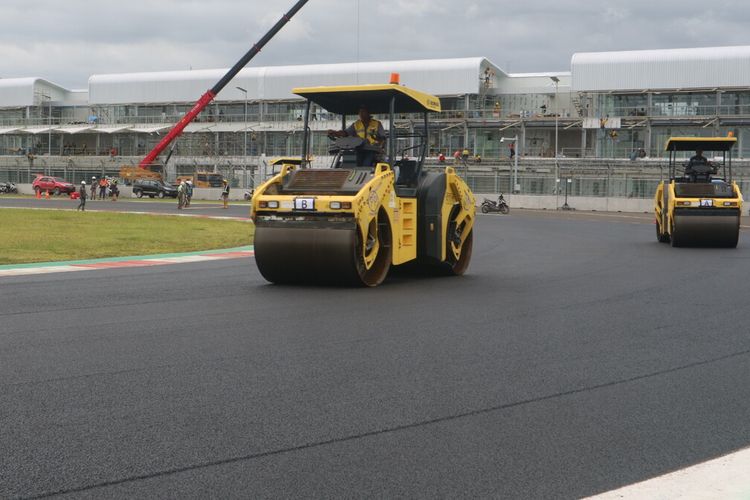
[13,184,248,201]
[12,184,652,212]
[475,193,653,213]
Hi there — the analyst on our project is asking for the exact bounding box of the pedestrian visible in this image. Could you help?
[453,150,461,165]
[438,152,446,163]
[110,178,119,201]
[509,142,515,159]
[185,180,193,207]
[221,179,230,209]
[90,176,97,200]
[177,181,186,209]
[98,177,107,200]
[77,181,87,211]
[461,148,470,163]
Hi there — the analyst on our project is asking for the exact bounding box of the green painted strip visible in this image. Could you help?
[0,245,254,271]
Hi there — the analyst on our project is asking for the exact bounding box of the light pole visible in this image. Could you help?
[36,92,52,155]
[550,76,559,158]
[550,76,560,204]
[236,86,248,177]
[562,177,573,210]
[500,135,519,194]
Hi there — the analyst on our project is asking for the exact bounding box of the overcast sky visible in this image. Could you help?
[3,0,750,88]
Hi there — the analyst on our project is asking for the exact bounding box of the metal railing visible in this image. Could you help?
[4,156,750,198]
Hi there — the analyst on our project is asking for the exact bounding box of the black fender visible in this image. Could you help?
[417,171,447,261]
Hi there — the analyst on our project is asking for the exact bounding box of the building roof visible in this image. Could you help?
[572,45,750,91]
[88,58,503,105]
[0,77,72,107]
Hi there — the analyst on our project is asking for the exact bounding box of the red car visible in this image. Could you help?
[32,176,76,196]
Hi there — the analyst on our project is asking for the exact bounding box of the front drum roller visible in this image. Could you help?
[254,211,392,286]
[671,213,739,248]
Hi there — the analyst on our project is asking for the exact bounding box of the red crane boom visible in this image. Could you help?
[139,0,310,168]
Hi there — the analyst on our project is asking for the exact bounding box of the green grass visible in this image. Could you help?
[0,209,254,265]
[0,194,250,204]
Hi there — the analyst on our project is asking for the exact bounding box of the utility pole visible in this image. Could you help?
[236,86,248,183]
[501,135,519,193]
[550,76,560,207]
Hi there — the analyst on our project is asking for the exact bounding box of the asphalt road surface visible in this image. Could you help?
[0,196,250,218]
[2,211,750,498]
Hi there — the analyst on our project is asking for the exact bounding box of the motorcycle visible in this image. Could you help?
[481,195,510,214]
[0,182,18,194]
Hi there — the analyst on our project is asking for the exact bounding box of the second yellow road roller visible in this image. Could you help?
[655,136,742,247]
[251,82,476,286]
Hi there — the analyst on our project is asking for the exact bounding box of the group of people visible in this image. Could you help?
[77,176,119,211]
[75,176,232,212]
[177,180,194,210]
[176,179,231,210]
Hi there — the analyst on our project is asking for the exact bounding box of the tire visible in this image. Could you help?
[34,186,41,195]
[481,204,490,214]
[157,191,165,199]
[134,190,143,198]
[500,204,510,215]
[54,188,61,196]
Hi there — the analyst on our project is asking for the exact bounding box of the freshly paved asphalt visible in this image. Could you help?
[2,210,750,498]
[0,196,250,218]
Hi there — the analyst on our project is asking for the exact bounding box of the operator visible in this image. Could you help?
[328,105,386,166]
[688,149,708,166]
[685,149,714,180]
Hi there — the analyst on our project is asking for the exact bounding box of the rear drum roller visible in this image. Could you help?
[445,228,473,275]
[442,205,473,275]
[354,209,392,286]
[656,219,670,243]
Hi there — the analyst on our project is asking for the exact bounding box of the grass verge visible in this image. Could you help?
[0,209,254,265]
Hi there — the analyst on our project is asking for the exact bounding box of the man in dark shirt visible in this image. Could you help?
[77,181,87,211]
[689,150,707,166]
[685,149,714,181]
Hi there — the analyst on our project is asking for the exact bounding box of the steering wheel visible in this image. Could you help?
[689,163,712,175]
[329,136,366,150]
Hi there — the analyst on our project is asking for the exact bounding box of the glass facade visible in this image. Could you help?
[3,86,750,160]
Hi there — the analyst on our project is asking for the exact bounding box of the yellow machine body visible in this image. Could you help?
[251,84,475,286]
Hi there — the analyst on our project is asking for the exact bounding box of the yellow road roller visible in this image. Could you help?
[251,83,476,286]
[655,137,742,247]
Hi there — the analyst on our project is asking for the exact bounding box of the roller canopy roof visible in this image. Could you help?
[293,84,441,115]
[664,137,737,152]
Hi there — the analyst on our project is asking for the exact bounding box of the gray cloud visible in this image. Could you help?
[2,0,750,88]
